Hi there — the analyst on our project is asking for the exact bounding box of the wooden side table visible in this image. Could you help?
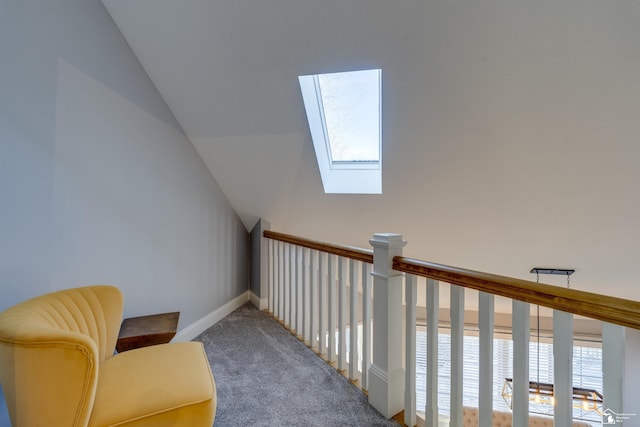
[116,312,180,353]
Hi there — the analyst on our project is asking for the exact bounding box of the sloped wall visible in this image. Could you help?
[0,0,248,337]
[104,0,640,301]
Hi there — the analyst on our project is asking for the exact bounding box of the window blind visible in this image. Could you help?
[415,326,603,424]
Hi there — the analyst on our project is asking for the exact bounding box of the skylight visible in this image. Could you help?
[299,69,382,194]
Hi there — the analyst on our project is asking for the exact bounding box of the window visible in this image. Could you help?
[298,69,382,194]
[416,327,603,425]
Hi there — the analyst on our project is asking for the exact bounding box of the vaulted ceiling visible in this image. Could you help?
[102,0,640,300]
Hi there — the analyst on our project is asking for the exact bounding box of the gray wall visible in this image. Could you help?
[250,219,270,307]
[0,1,249,422]
[250,221,262,297]
[0,0,250,326]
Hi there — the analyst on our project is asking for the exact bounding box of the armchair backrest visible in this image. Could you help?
[0,286,123,427]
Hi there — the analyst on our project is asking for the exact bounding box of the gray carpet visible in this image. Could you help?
[195,304,400,427]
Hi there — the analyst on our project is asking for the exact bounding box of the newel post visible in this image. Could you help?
[368,233,406,418]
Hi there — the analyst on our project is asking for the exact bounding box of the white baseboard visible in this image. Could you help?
[249,291,260,308]
[173,291,249,342]
[249,291,268,310]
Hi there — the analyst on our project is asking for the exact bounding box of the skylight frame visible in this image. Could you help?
[299,69,382,194]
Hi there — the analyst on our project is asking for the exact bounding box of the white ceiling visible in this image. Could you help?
[102,0,640,300]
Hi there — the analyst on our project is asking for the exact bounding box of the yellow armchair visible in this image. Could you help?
[0,285,216,427]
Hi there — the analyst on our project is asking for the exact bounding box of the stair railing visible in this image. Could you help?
[264,230,374,389]
[262,229,640,427]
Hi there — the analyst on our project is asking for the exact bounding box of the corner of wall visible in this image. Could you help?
[173,292,249,342]
[250,218,271,303]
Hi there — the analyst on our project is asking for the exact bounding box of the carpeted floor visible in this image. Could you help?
[195,304,400,427]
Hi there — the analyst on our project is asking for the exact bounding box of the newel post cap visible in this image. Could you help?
[369,233,407,249]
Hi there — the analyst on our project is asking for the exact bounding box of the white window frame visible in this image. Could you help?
[298,70,382,194]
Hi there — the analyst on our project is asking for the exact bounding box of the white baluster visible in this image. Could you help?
[297,246,303,337]
[603,325,640,423]
[302,247,309,344]
[287,245,296,332]
[318,251,327,356]
[349,259,359,382]
[286,245,291,327]
[478,292,494,427]
[450,284,464,427]
[362,262,372,391]
[512,300,530,426]
[296,246,300,336]
[278,241,283,320]
[425,278,439,426]
[338,257,347,371]
[268,238,274,314]
[281,243,287,324]
[553,310,573,426]
[292,245,297,333]
[603,322,624,417]
[327,254,337,363]
[405,274,417,427]
[310,250,318,349]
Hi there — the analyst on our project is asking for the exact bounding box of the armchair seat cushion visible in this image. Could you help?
[89,342,215,427]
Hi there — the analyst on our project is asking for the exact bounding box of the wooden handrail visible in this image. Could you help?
[394,256,640,330]
[263,230,640,329]
[264,230,374,264]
